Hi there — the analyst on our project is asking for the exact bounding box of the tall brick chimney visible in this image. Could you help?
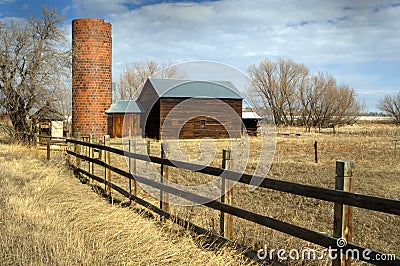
[72,18,112,137]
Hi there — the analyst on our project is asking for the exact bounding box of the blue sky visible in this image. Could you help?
[1,0,399,112]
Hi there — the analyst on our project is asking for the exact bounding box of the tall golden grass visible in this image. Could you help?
[2,123,398,265]
[98,124,399,265]
[0,144,253,265]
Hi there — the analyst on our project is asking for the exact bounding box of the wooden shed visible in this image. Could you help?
[138,78,243,139]
[31,104,64,138]
[242,111,261,136]
[106,100,142,138]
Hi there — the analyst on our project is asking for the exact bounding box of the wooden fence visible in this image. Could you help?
[62,136,399,266]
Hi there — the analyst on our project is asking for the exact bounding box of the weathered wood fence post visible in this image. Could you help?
[74,132,81,168]
[88,134,94,182]
[33,133,39,147]
[333,160,355,266]
[46,137,51,161]
[314,141,318,163]
[220,148,233,240]
[160,142,170,222]
[146,140,151,155]
[104,135,112,198]
[128,139,138,206]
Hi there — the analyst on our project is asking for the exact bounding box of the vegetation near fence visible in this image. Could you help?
[0,144,250,265]
[64,133,399,266]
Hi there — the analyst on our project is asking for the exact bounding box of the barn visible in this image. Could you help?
[106,78,243,139]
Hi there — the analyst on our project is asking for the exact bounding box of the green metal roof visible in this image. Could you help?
[105,100,143,114]
[148,78,243,99]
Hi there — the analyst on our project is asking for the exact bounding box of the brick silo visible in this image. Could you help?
[72,18,112,136]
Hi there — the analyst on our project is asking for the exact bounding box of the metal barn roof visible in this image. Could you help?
[147,78,243,99]
[105,100,143,114]
[242,111,262,119]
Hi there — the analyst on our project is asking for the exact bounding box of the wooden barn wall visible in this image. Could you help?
[242,119,258,136]
[137,81,158,114]
[110,114,141,138]
[159,98,242,139]
[138,81,161,139]
[144,100,160,139]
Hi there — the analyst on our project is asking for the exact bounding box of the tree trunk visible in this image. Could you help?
[9,110,30,142]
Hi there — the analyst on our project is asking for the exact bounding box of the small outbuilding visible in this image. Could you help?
[106,100,142,138]
[242,111,261,136]
[107,78,243,139]
[31,105,65,138]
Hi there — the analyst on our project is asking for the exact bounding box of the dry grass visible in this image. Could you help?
[98,123,400,265]
[0,143,253,265]
[3,123,398,265]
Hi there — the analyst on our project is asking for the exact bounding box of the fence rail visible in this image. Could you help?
[65,137,400,266]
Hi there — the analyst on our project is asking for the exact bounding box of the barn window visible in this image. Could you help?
[200,119,206,129]
[194,119,206,129]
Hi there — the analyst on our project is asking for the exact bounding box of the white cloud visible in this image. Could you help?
[105,0,400,72]
[71,0,129,17]
[66,0,400,109]
[0,16,26,25]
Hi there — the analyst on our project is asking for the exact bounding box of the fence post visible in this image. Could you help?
[128,139,138,206]
[89,134,94,182]
[314,141,318,163]
[104,135,112,198]
[333,160,355,266]
[160,142,170,222]
[147,140,151,155]
[220,148,233,240]
[46,138,51,161]
[33,133,39,147]
[74,132,81,168]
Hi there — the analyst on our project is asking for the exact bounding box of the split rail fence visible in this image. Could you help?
[60,135,399,266]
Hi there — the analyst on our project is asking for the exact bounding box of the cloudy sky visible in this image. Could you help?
[1,0,399,112]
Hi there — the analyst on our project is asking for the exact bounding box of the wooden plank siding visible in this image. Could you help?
[138,81,160,139]
[109,114,141,138]
[144,100,160,139]
[158,98,242,139]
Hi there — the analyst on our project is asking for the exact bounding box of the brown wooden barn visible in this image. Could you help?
[106,100,142,138]
[107,78,243,139]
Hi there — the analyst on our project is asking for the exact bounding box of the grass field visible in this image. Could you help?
[1,123,399,265]
[0,144,253,265]
[95,123,399,265]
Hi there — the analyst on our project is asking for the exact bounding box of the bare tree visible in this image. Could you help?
[0,8,70,141]
[378,92,400,124]
[248,58,309,125]
[299,72,360,132]
[117,60,181,100]
[249,58,360,130]
[51,75,72,118]
[329,84,360,130]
